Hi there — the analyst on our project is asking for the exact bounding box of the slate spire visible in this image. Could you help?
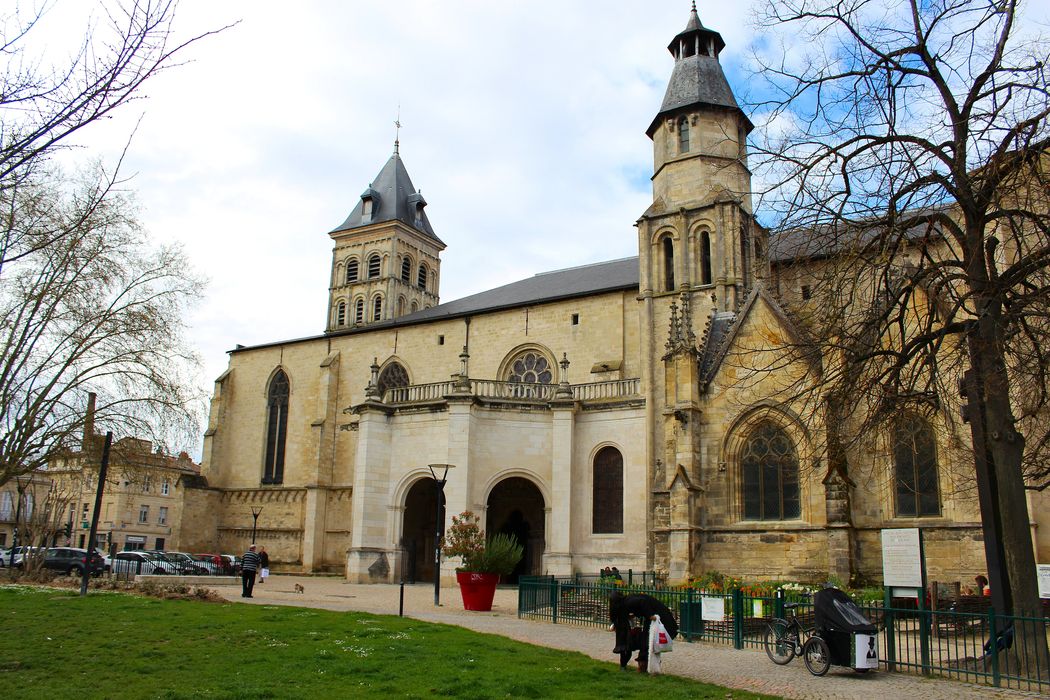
[646,3,751,137]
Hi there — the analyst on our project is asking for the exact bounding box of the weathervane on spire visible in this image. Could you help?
[394,104,402,155]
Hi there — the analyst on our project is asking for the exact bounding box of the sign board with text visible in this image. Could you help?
[881,528,924,588]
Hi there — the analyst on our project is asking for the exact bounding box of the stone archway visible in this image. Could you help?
[401,478,445,584]
[486,477,545,584]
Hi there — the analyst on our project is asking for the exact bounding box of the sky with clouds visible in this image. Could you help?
[23,0,1050,454]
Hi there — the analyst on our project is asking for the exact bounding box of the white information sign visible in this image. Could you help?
[881,528,923,588]
[1038,564,1050,598]
[701,596,725,621]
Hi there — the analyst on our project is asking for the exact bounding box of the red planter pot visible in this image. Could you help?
[456,571,500,611]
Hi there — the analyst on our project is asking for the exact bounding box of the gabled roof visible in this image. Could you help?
[331,151,443,244]
[383,256,639,324]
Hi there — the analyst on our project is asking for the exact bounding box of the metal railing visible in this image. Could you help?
[517,577,1050,691]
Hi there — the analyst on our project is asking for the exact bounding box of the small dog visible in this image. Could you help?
[294,583,305,594]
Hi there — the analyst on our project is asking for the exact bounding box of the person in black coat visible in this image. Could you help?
[609,592,679,672]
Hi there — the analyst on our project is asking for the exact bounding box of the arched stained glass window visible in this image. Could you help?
[378,362,409,398]
[741,421,800,520]
[263,370,289,485]
[893,416,940,517]
[593,447,623,534]
[507,351,553,384]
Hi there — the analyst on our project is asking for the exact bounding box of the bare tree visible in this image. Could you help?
[747,0,1049,634]
[0,2,227,487]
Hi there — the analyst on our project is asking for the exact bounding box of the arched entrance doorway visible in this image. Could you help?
[401,478,445,584]
[486,477,545,584]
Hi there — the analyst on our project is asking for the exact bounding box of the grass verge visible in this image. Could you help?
[0,585,779,699]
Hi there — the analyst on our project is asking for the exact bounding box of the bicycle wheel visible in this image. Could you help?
[763,620,796,665]
[803,636,831,676]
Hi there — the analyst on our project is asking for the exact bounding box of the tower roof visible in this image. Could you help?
[331,150,443,244]
[647,3,751,137]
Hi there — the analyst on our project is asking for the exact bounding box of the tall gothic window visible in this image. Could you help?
[368,253,381,279]
[346,259,359,283]
[401,257,411,284]
[378,362,410,398]
[417,263,428,290]
[678,116,690,153]
[372,295,383,321]
[263,370,289,485]
[593,447,624,534]
[741,421,800,520]
[662,236,676,291]
[893,416,940,517]
[700,231,712,285]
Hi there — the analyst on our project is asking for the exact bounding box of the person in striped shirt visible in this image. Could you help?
[241,544,261,598]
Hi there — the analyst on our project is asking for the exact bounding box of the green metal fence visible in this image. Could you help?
[517,576,1050,692]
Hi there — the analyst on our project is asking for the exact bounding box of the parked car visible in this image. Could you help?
[221,554,242,574]
[193,553,239,575]
[188,554,224,575]
[1,546,41,568]
[42,547,105,577]
[147,550,208,575]
[109,550,178,576]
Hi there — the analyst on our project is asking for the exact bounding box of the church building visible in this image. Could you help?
[190,6,1048,585]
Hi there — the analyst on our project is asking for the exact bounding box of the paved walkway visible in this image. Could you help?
[216,575,1042,700]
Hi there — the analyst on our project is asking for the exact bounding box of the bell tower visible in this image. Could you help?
[326,141,445,332]
[637,2,762,315]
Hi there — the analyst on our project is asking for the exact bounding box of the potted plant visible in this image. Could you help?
[442,511,523,611]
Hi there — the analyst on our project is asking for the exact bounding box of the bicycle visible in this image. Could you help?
[763,602,813,665]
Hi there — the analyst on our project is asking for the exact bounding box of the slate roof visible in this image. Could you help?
[768,217,947,264]
[330,151,443,244]
[698,311,737,386]
[231,257,641,353]
[391,256,640,324]
[647,7,749,136]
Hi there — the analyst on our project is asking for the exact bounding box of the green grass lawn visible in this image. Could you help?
[0,585,779,699]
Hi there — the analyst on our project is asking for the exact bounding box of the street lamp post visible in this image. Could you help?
[427,464,454,606]
[9,474,31,569]
[251,506,263,544]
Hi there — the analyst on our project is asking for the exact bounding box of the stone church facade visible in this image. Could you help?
[192,7,1048,584]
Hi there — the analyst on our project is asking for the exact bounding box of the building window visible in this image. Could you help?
[377,362,410,397]
[397,296,406,316]
[438,335,444,345]
[593,446,624,534]
[410,301,419,313]
[372,295,383,321]
[678,116,690,153]
[417,263,428,291]
[24,492,33,519]
[893,415,940,517]
[161,479,170,496]
[361,198,373,221]
[801,285,811,300]
[263,370,289,485]
[155,537,165,550]
[741,421,800,521]
[0,491,11,520]
[507,350,554,385]
[336,301,346,326]
[662,236,676,291]
[158,507,168,525]
[143,475,152,493]
[700,231,712,285]
[401,257,411,283]
[368,254,381,279]
[571,313,579,326]
[355,299,365,324]
[138,505,149,524]
[346,259,359,283]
